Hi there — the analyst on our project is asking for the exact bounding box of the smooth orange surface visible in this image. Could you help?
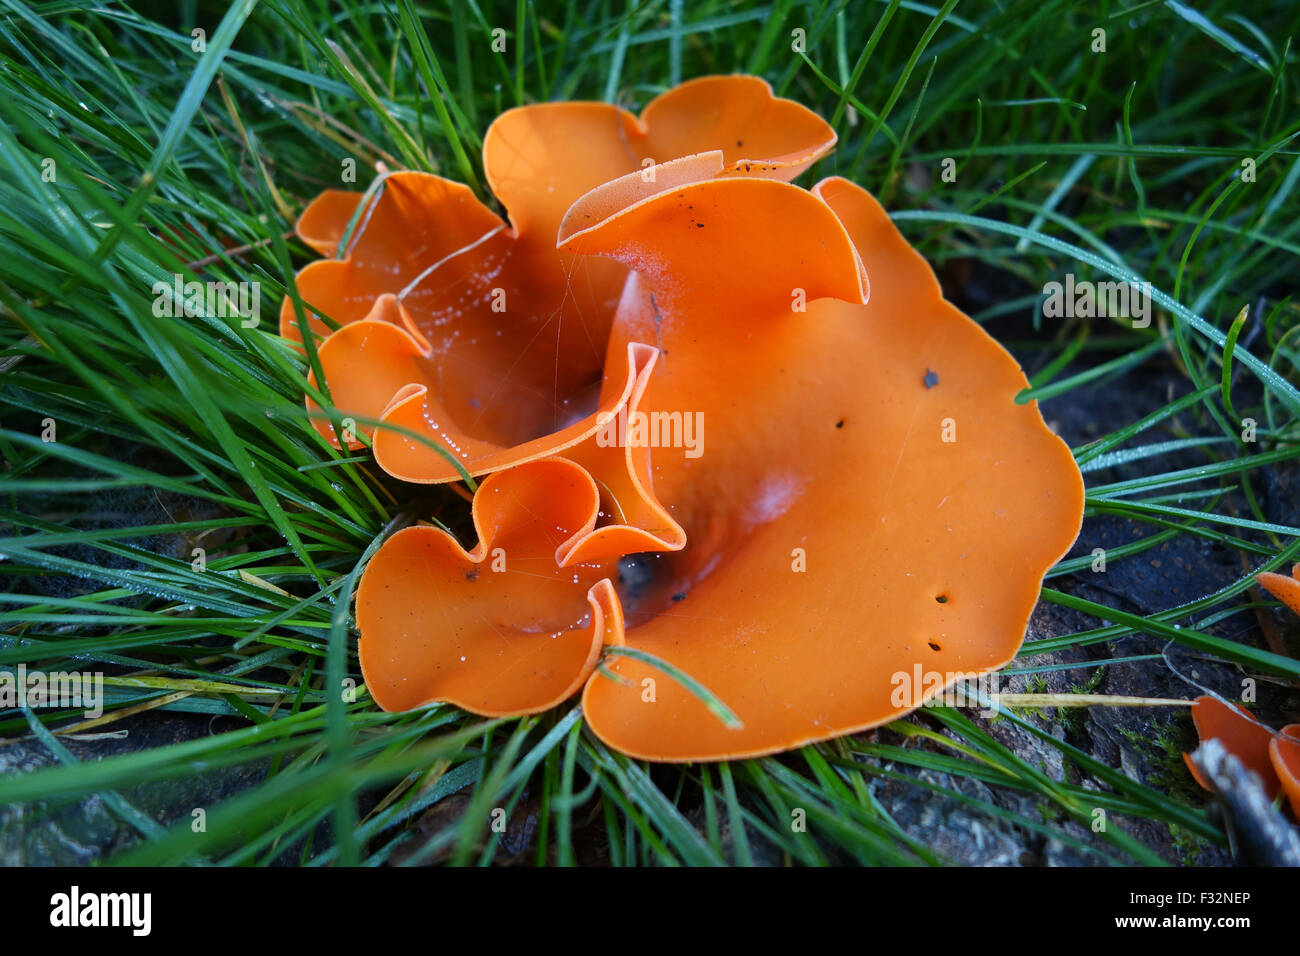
[280,174,505,345]
[1256,564,1300,617]
[554,170,1083,761]
[356,359,691,715]
[356,459,623,715]
[1270,724,1300,818]
[294,188,362,256]
[1182,695,1282,799]
[287,76,835,474]
[484,75,835,241]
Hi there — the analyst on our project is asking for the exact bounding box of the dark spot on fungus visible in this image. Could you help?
[923,369,940,389]
[935,594,948,603]
[465,567,480,582]
[927,641,942,652]
[835,419,844,429]
[672,591,686,602]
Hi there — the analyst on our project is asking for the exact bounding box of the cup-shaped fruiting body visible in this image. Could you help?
[336,80,1085,762]
[284,77,836,482]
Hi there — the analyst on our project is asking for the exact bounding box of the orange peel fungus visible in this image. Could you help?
[301,78,1086,762]
[1183,695,1300,819]
[282,76,835,481]
[1180,567,1300,816]
[1256,562,1300,618]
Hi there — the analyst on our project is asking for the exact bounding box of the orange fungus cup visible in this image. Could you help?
[1182,570,1300,816]
[1183,695,1300,818]
[281,76,835,481]
[311,78,1086,762]
[1256,563,1300,617]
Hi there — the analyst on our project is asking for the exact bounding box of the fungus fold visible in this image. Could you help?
[1256,562,1300,617]
[1183,695,1300,819]
[1178,565,1300,817]
[282,76,835,480]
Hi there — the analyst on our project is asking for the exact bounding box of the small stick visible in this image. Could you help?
[981,693,1191,708]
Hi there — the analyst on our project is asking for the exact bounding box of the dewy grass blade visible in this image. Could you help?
[1041,587,1300,678]
[324,511,412,865]
[894,209,1300,417]
[75,0,257,275]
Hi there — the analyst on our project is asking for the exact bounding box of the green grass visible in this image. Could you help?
[0,0,1297,865]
